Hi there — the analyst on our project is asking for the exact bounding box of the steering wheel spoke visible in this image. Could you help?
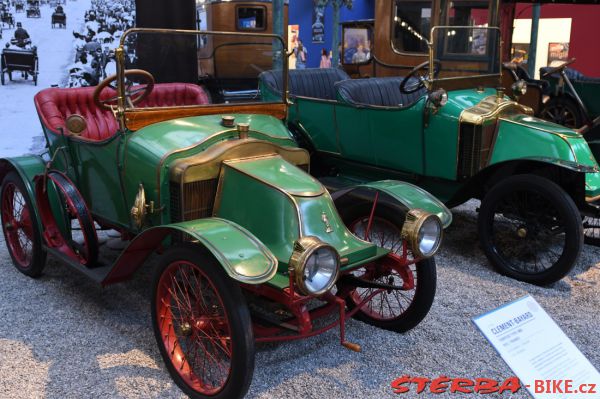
[93,69,155,111]
[400,60,441,94]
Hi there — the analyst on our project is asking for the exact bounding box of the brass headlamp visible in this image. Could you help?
[401,209,443,258]
[289,236,340,296]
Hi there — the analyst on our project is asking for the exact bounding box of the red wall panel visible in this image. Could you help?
[516,4,600,76]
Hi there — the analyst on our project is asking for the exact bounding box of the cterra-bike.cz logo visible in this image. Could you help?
[390,375,522,395]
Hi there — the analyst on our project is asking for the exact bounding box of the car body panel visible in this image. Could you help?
[102,217,279,285]
[214,155,380,269]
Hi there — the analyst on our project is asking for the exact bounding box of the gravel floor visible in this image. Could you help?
[0,200,599,399]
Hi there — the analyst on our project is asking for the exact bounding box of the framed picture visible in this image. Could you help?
[547,42,569,66]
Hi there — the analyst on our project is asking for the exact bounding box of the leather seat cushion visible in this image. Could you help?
[35,83,210,141]
[335,77,426,107]
[260,68,350,100]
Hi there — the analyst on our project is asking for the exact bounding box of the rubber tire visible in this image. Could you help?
[151,243,255,399]
[339,203,437,333]
[1,171,46,277]
[478,175,582,285]
[541,96,584,129]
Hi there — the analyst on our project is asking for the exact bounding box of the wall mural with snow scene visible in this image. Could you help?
[69,0,135,87]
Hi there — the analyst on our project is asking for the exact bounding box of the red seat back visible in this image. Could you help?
[35,83,211,141]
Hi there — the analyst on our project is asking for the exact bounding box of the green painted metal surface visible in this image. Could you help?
[216,155,379,270]
[168,218,278,284]
[490,114,599,169]
[123,114,297,229]
[357,180,453,228]
[291,99,340,154]
[225,156,323,196]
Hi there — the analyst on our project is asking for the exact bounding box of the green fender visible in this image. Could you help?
[0,156,47,232]
[103,217,278,286]
[491,115,599,170]
[332,180,453,228]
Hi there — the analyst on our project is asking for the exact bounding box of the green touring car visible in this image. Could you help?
[0,29,451,399]
[260,26,600,285]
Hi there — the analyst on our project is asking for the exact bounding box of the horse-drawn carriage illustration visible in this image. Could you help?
[51,5,65,28]
[1,46,39,85]
[26,0,40,18]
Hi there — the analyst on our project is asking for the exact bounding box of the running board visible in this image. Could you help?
[45,247,113,284]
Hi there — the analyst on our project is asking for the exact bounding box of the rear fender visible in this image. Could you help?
[102,217,278,286]
[332,180,452,228]
[0,156,47,231]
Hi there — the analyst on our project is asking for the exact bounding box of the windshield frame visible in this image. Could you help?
[115,27,289,116]
[428,25,502,90]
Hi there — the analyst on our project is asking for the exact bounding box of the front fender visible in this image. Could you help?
[102,218,278,286]
[491,114,599,170]
[332,180,453,228]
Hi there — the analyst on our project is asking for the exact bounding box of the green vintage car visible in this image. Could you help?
[261,26,600,285]
[0,29,451,399]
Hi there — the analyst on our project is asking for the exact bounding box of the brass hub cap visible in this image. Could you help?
[517,227,528,238]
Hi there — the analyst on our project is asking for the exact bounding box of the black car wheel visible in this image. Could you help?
[152,243,255,399]
[541,96,583,129]
[340,203,436,332]
[478,175,582,285]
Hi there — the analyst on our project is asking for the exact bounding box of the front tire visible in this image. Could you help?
[340,203,436,332]
[478,175,582,285]
[152,244,255,399]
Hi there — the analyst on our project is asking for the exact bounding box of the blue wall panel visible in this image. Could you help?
[289,0,374,68]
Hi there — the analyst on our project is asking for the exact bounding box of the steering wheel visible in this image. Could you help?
[400,60,441,94]
[93,69,155,111]
[541,58,576,78]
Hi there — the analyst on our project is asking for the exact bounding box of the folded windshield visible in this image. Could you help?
[431,26,501,82]
[118,29,286,108]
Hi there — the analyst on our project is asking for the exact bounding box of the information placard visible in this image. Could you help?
[473,295,600,399]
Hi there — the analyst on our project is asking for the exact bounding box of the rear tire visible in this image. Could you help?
[1,171,46,277]
[541,96,584,128]
[152,243,255,399]
[478,175,582,285]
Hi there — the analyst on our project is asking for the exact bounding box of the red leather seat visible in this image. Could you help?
[34,83,211,141]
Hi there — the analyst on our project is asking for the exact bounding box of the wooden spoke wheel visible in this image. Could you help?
[541,96,583,129]
[1,171,46,277]
[152,244,254,399]
[341,203,436,333]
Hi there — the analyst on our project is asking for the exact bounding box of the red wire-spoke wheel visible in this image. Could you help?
[34,171,98,266]
[152,244,254,399]
[1,171,46,277]
[341,203,437,333]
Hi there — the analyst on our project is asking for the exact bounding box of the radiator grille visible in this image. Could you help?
[457,123,496,180]
[170,179,218,223]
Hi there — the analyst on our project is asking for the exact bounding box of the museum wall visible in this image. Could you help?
[515,4,600,76]
[288,0,374,68]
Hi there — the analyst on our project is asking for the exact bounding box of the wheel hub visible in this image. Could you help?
[517,227,528,238]
[179,322,192,336]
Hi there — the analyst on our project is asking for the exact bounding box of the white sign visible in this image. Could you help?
[473,295,600,399]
